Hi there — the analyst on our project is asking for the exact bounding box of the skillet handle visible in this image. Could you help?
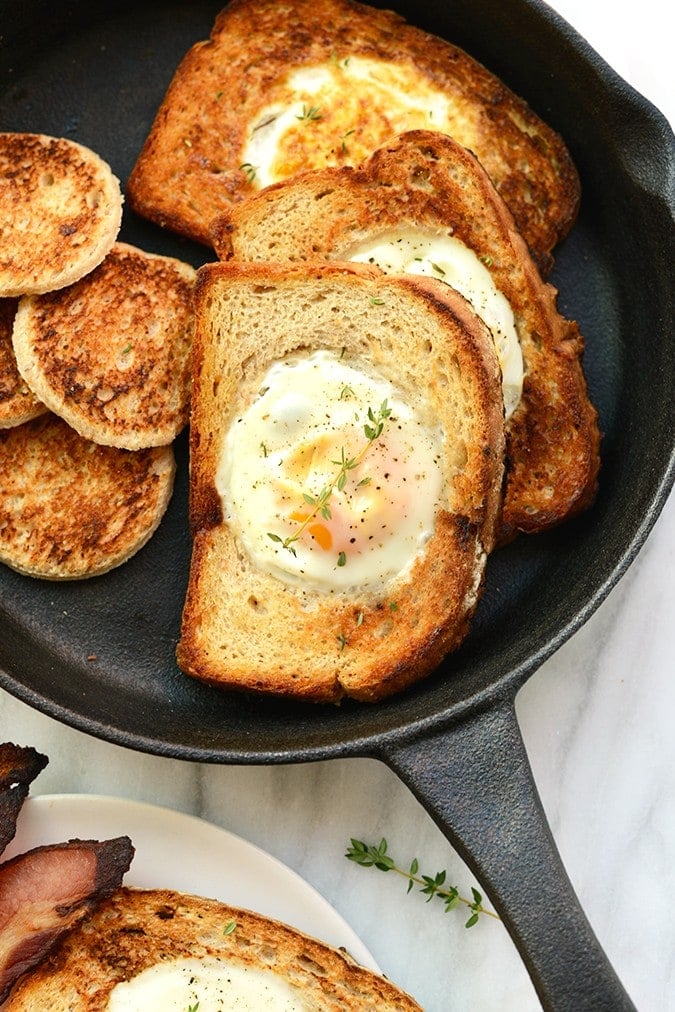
[379,698,636,1012]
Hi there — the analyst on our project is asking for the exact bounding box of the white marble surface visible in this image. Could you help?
[1,2,673,1010]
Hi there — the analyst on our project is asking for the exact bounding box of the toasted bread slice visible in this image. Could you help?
[11,243,196,450]
[212,131,600,540]
[0,414,175,580]
[0,298,47,429]
[0,133,122,298]
[177,261,505,703]
[126,0,579,270]
[4,886,422,1010]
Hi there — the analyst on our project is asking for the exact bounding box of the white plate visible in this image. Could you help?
[3,793,379,972]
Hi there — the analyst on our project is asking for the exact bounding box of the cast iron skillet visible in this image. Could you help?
[1,1,673,1008]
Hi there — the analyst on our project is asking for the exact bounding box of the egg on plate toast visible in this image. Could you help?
[3,886,422,1010]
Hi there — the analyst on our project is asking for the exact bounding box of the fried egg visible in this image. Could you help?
[107,955,300,1010]
[218,351,443,593]
[241,57,456,187]
[346,230,524,419]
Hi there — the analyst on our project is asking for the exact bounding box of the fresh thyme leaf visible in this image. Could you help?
[240,162,258,183]
[337,633,348,651]
[345,837,499,926]
[296,104,322,121]
[337,551,347,567]
[223,920,236,935]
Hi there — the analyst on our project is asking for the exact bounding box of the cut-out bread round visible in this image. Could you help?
[177,261,505,703]
[0,132,122,298]
[11,243,196,450]
[0,413,175,580]
[0,298,47,429]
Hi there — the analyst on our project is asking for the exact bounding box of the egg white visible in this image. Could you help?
[346,230,523,419]
[107,955,300,1010]
[218,351,443,593]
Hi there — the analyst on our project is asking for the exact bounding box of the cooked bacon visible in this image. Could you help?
[0,836,134,1003]
[0,744,48,857]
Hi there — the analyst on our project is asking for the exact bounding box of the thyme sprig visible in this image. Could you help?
[267,400,391,557]
[345,837,499,928]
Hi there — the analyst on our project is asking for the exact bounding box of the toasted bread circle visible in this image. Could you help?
[213,131,600,540]
[0,133,122,298]
[11,242,196,450]
[127,0,579,270]
[0,414,175,580]
[0,298,47,429]
[4,887,422,1010]
[177,261,505,703]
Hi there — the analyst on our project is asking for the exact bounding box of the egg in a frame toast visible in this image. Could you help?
[177,261,505,703]
[127,0,580,272]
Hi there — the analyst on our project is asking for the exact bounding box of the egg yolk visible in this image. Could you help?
[218,351,443,593]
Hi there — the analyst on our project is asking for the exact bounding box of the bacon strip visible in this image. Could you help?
[0,836,134,1003]
[0,744,48,857]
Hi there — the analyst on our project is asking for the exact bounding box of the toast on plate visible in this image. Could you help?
[126,0,579,271]
[177,261,505,703]
[0,298,47,429]
[11,242,196,450]
[0,133,122,298]
[3,886,422,1010]
[0,413,175,580]
[212,131,600,541]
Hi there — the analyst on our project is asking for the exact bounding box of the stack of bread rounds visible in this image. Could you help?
[0,133,194,580]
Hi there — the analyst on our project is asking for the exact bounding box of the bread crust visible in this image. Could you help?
[4,886,422,1010]
[126,0,579,270]
[0,298,47,429]
[11,243,196,451]
[212,130,600,540]
[0,133,122,297]
[177,261,505,702]
[0,414,175,580]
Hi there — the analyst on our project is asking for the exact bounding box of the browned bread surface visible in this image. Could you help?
[126,0,579,270]
[4,886,422,1010]
[11,243,196,450]
[177,261,505,703]
[213,131,600,540]
[0,413,175,580]
[0,298,47,429]
[0,133,122,297]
